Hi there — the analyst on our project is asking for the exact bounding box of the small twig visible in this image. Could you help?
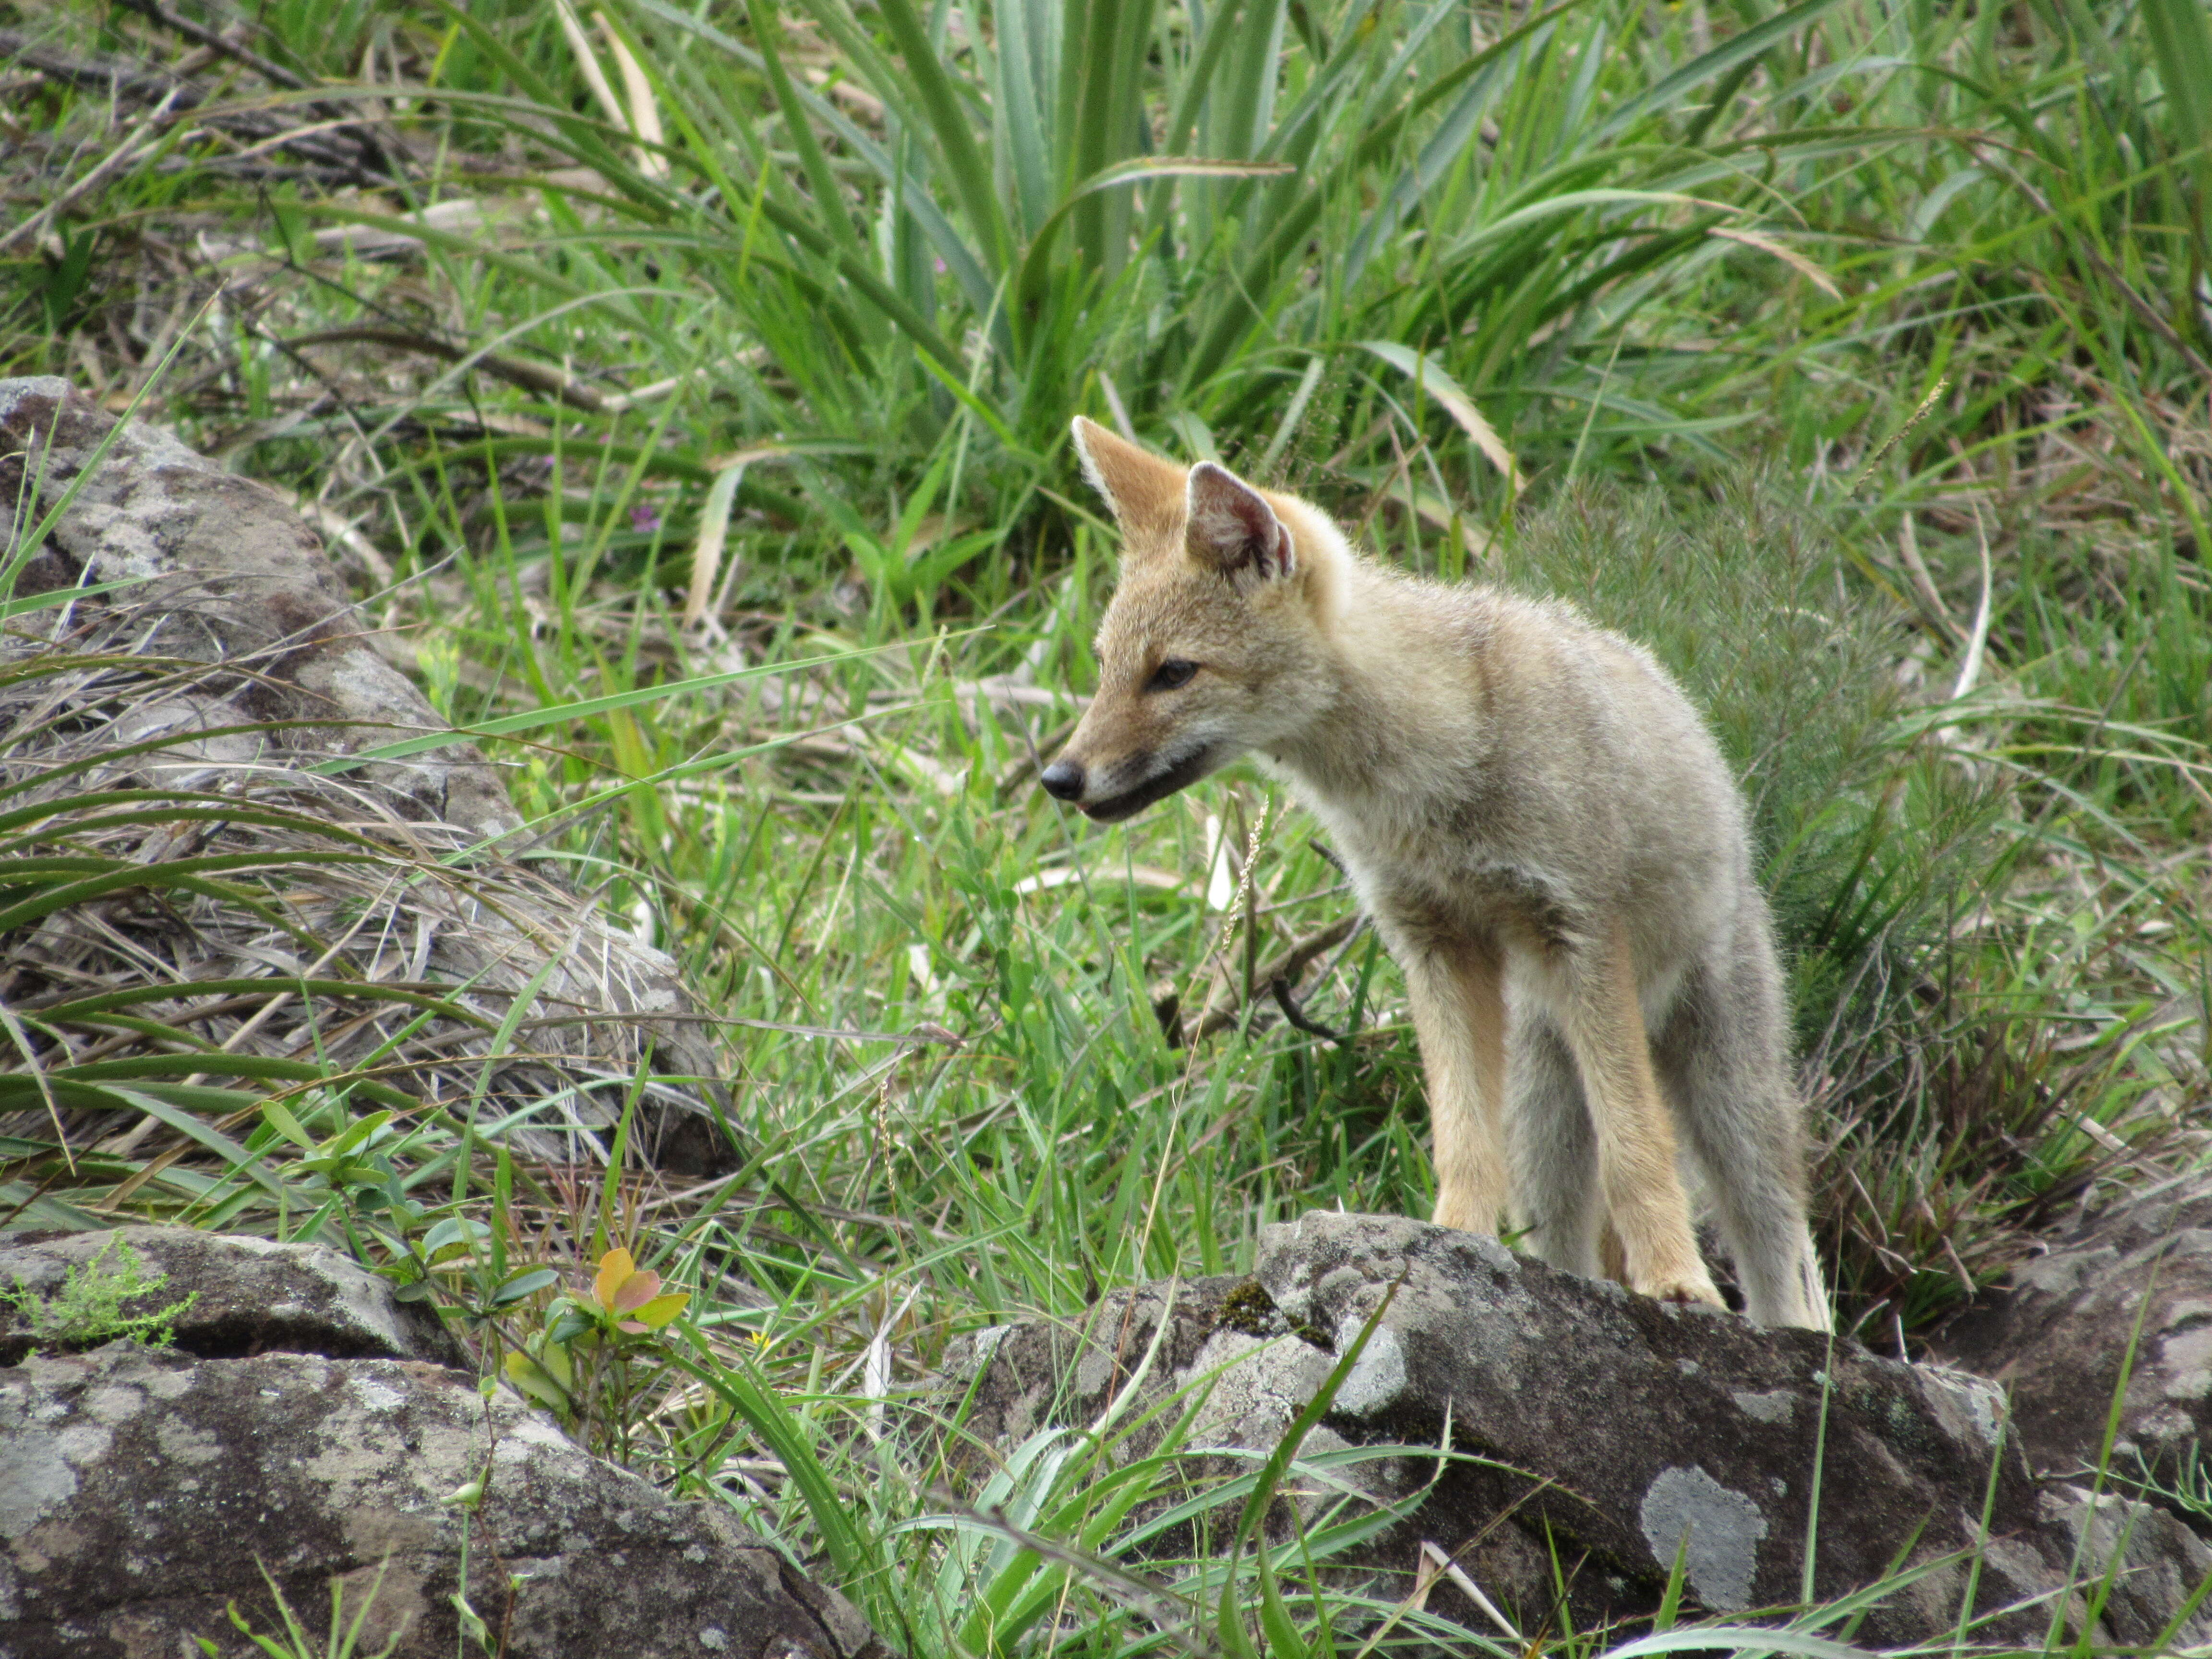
[1275,911,1364,987]
[0,33,202,105]
[1269,976,1344,1043]
[0,1002,72,1174]
[110,0,308,90]
[105,0,405,185]
[0,87,184,256]
[284,327,609,413]
[995,713,1077,798]
[1188,913,1363,1043]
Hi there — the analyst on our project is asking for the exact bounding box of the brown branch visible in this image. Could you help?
[0,88,185,255]
[0,32,207,105]
[284,327,610,414]
[113,2,406,185]
[995,713,1077,798]
[109,0,308,91]
[1269,976,1344,1043]
[1187,912,1363,1043]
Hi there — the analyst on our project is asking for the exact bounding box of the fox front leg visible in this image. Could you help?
[1400,943,1512,1238]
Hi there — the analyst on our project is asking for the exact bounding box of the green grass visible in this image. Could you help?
[5,0,2211,1650]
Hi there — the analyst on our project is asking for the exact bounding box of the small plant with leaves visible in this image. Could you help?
[196,1560,405,1659]
[502,1247,690,1460]
[266,1110,541,1317]
[3,1234,199,1354]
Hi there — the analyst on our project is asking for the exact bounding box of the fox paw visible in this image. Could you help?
[1637,1270,1725,1310]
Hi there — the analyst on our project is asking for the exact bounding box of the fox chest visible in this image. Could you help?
[1270,764,1588,951]
[1321,826,1584,958]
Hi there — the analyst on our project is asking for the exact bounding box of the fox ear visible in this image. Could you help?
[1186,462,1295,583]
[1071,416,1185,541]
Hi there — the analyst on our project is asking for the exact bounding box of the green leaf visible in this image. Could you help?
[419,1216,490,1262]
[1593,0,1851,143]
[2143,0,2212,250]
[258,1098,315,1152]
[785,0,1014,305]
[492,1268,561,1307]
[503,1349,573,1413]
[625,1290,689,1329]
[0,577,148,621]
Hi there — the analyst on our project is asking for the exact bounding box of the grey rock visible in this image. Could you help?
[1936,1171,2212,1485]
[944,1211,2212,1648]
[0,1343,886,1659]
[0,1226,464,1368]
[2036,1482,2212,1648]
[0,1226,889,1659]
[1636,1466,1767,1611]
[0,375,515,839]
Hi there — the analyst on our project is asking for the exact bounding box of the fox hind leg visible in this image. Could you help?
[1650,914,1832,1331]
[1504,1013,1605,1278]
[1552,922,1723,1310]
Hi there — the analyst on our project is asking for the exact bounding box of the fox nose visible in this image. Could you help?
[1039,759,1085,801]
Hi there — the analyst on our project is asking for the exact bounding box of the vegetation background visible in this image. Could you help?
[2,0,2210,1650]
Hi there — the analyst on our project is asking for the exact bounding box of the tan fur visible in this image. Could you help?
[1046,416,1832,1330]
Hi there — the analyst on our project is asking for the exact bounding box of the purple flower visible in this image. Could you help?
[630,504,661,533]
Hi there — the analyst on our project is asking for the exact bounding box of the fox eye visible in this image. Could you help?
[1145,659,1199,693]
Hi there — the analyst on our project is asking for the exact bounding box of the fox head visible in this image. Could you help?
[1040,417,1345,822]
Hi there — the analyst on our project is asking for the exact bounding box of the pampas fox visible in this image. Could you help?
[1040,417,1831,1331]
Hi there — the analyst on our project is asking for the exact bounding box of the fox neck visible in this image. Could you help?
[1261,562,1488,814]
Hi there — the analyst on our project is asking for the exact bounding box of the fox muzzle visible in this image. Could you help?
[1039,745,1221,822]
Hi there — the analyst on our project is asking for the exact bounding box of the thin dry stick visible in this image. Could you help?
[0,87,184,256]
[0,1002,72,1172]
[284,327,608,413]
[110,0,306,89]
[1187,912,1362,1044]
[104,866,409,1160]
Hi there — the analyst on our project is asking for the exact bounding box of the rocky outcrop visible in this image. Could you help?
[948,1211,2212,1648]
[0,1228,887,1659]
[0,375,512,838]
[0,375,736,1176]
[1935,1171,2212,1487]
[0,1225,464,1368]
